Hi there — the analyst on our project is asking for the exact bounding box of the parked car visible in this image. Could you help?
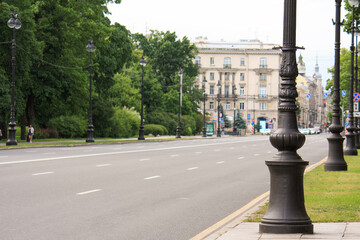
[261,129,273,135]
[299,128,310,135]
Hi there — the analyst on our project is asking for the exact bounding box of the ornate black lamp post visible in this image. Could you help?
[6,12,21,146]
[176,69,183,138]
[85,39,96,143]
[216,81,222,137]
[325,0,348,170]
[233,86,237,134]
[138,55,147,140]
[202,78,207,137]
[259,0,313,233]
[344,0,359,155]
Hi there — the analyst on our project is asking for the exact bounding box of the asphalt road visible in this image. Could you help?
[0,134,329,240]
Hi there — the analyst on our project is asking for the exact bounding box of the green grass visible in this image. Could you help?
[246,154,360,222]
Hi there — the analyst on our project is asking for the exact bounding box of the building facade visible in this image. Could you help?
[194,38,282,132]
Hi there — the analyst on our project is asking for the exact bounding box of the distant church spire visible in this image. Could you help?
[315,56,319,74]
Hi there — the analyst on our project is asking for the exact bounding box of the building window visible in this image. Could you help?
[194,85,199,89]
[225,85,230,97]
[219,72,222,80]
[240,73,245,81]
[240,86,245,95]
[260,73,267,81]
[210,57,214,65]
[259,86,267,98]
[195,56,201,66]
[232,72,235,81]
[232,85,236,94]
[210,86,214,94]
[224,57,231,68]
[210,102,214,110]
[224,72,230,80]
[240,58,245,66]
[225,102,231,110]
[210,72,214,80]
[259,102,267,110]
[260,57,267,68]
[239,102,245,110]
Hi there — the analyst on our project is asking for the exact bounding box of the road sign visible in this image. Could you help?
[324,92,328,98]
[251,122,255,126]
[355,102,359,112]
[306,93,311,98]
[354,112,360,117]
[342,90,346,96]
[345,122,349,127]
[354,92,360,102]
[247,113,251,120]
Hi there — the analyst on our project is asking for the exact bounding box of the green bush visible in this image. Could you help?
[184,126,192,136]
[48,115,87,138]
[111,106,140,138]
[146,110,177,135]
[144,124,168,136]
[180,115,196,136]
[35,128,59,139]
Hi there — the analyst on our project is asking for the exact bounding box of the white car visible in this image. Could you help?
[261,129,273,135]
[299,128,310,135]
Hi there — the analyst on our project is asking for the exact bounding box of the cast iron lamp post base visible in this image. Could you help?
[86,124,95,143]
[6,123,17,145]
[325,131,347,171]
[344,128,357,155]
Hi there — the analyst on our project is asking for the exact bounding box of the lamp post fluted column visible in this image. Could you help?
[259,0,313,234]
[6,12,21,146]
[86,39,96,143]
[138,55,147,140]
[344,0,358,156]
[176,69,183,138]
[202,78,207,137]
[325,0,347,170]
[233,92,237,134]
[216,81,221,137]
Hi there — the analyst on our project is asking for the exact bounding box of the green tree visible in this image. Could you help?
[234,111,246,129]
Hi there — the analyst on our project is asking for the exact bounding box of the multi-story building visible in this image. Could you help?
[194,37,282,132]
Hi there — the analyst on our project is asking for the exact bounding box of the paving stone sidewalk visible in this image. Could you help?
[204,222,360,240]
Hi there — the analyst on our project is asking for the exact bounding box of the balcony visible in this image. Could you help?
[223,64,231,69]
[259,64,267,69]
[258,94,268,99]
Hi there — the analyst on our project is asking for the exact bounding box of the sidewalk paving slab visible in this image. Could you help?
[208,222,360,240]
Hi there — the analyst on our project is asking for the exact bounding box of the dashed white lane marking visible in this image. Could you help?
[267,151,272,153]
[43,152,56,155]
[187,167,199,171]
[238,157,245,160]
[144,175,161,180]
[214,149,220,152]
[171,154,179,157]
[229,147,235,150]
[254,153,260,156]
[76,189,102,195]
[0,156,9,158]
[140,158,150,161]
[32,172,54,176]
[25,150,37,153]
[216,161,225,164]
[96,164,111,167]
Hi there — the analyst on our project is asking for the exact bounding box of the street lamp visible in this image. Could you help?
[216,81,221,137]
[176,69,183,138]
[259,0,313,234]
[138,55,147,140]
[233,86,237,134]
[85,39,96,143]
[6,12,21,146]
[355,29,360,149]
[202,78,207,137]
[344,0,359,155]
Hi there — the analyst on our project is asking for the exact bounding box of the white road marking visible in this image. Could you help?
[187,167,199,171]
[32,172,54,176]
[216,161,225,164]
[238,157,244,160]
[140,158,150,161]
[214,149,220,152]
[96,164,111,167]
[229,147,234,150]
[76,189,102,195]
[0,156,9,158]
[195,152,202,154]
[254,153,260,156]
[0,138,266,166]
[43,152,56,155]
[171,154,179,157]
[144,175,161,180]
[267,151,272,153]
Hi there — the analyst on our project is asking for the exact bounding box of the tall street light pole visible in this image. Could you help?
[176,69,183,138]
[85,39,96,143]
[216,81,221,137]
[233,86,237,134]
[344,0,359,156]
[202,78,207,137]
[259,0,313,234]
[355,28,360,149]
[6,12,21,146]
[138,55,147,140]
[325,0,347,171]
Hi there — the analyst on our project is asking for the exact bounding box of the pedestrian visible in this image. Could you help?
[28,125,34,143]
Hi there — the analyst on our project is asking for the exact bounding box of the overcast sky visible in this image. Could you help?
[107,0,353,88]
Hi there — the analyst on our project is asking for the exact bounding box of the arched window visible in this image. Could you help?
[224,57,231,68]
